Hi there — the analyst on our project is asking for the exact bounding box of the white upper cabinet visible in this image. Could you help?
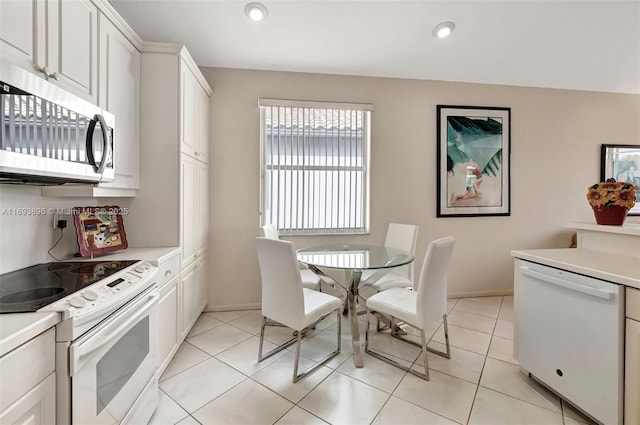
[181,61,210,163]
[97,12,141,191]
[1,0,98,103]
[180,155,197,267]
[0,0,36,68]
[180,153,209,267]
[196,159,209,257]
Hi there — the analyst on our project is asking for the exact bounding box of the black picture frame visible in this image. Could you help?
[437,105,511,217]
[600,144,640,216]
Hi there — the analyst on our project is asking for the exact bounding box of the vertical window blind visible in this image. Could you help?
[259,99,372,235]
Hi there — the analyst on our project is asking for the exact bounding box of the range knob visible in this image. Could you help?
[69,297,87,308]
[134,262,152,273]
[83,290,99,301]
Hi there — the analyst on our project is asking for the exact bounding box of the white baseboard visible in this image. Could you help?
[205,303,261,312]
[448,289,514,299]
[205,289,514,312]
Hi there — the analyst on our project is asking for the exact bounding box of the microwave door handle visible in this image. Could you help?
[85,116,98,170]
[95,114,109,175]
[85,114,109,174]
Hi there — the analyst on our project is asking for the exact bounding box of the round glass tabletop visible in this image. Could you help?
[297,244,413,270]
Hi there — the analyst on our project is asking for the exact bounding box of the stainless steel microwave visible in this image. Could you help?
[0,60,115,184]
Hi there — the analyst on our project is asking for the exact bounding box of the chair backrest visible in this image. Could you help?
[416,236,455,327]
[261,224,280,240]
[384,223,419,282]
[255,237,305,329]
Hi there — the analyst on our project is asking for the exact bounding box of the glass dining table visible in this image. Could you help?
[296,244,414,367]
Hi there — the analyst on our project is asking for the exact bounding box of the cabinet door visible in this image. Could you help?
[626,318,640,425]
[97,13,140,190]
[0,0,37,72]
[195,255,208,314]
[196,83,210,163]
[158,277,178,374]
[180,263,196,339]
[180,64,197,158]
[195,160,209,257]
[48,0,98,102]
[0,373,55,425]
[0,0,97,102]
[180,155,196,266]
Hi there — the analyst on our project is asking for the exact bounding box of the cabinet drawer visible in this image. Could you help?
[628,287,640,321]
[0,328,55,412]
[158,253,180,289]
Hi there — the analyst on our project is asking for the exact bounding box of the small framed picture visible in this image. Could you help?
[72,206,128,257]
[437,105,511,217]
[601,144,640,215]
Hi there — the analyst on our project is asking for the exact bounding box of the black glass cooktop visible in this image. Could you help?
[0,260,139,313]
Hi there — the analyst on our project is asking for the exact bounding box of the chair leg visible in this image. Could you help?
[291,309,342,383]
[420,328,430,380]
[424,314,451,359]
[258,316,297,362]
[365,309,371,352]
[365,309,435,381]
[388,314,451,359]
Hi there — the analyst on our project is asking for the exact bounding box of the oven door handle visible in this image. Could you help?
[70,291,159,376]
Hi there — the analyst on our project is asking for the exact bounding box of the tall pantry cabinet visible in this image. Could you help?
[124,43,212,365]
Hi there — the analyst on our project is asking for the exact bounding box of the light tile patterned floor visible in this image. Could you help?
[149,295,597,425]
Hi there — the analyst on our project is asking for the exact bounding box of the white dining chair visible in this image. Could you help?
[255,237,342,382]
[360,223,419,292]
[260,224,345,297]
[260,224,322,290]
[365,236,455,380]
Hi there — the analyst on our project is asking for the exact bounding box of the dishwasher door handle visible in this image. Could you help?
[520,267,614,300]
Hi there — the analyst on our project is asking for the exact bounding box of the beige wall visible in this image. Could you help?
[0,186,97,273]
[202,67,640,310]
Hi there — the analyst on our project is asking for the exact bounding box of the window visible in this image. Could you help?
[259,99,372,235]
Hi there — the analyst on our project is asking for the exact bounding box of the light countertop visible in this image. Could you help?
[0,246,179,357]
[567,222,640,236]
[73,246,180,265]
[0,311,60,357]
[512,248,640,289]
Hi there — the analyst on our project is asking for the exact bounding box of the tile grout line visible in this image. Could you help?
[463,296,503,424]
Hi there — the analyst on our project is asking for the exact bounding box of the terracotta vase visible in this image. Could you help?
[592,205,629,225]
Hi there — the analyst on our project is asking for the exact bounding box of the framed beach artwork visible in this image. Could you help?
[601,144,640,215]
[437,105,511,217]
[73,206,129,257]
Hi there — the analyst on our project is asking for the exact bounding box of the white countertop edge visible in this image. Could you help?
[567,221,640,236]
[73,246,180,265]
[0,312,60,357]
[512,248,640,289]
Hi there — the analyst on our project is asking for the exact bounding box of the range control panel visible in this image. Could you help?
[40,261,157,318]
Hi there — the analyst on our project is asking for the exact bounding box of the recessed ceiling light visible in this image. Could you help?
[245,2,268,22]
[433,21,455,39]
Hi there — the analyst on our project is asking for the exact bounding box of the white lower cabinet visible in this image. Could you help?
[0,373,55,425]
[180,255,208,340]
[626,287,640,425]
[158,275,179,374]
[0,329,55,424]
[626,318,640,425]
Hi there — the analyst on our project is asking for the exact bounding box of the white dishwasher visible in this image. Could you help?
[517,261,624,425]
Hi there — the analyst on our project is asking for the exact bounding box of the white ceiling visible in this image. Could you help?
[109,0,640,94]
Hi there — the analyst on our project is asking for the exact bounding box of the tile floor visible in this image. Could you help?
[149,293,597,425]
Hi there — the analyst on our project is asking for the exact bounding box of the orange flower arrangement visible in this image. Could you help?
[587,179,638,209]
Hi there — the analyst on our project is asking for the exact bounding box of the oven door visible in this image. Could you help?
[69,286,159,425]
